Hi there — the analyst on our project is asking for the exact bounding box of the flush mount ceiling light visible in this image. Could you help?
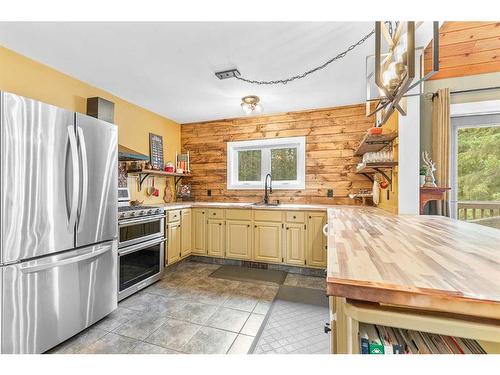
[241,95,263,115]
[366,21,439,126]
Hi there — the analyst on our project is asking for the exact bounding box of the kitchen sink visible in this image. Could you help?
[252,202,281,207]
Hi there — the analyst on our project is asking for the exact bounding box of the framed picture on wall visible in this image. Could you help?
[149,133,164,169]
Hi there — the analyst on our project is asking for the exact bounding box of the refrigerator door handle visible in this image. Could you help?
[20,244,112,273]
[67,126,80,230]
[77,126,89,229]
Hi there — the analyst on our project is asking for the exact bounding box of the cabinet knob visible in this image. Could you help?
[254,225,257,228]
[247,224,250,227]
[219,223,222,226]
[213,212,216,215]
[324,323,332,334]
[293,215,296,219]
[286,227,289,230]
[309,215,312,219]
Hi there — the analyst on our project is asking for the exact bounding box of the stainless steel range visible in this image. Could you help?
[117,188,165,301]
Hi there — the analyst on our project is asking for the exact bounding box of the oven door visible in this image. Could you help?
[118,214,165,248]
[118,237,165,301]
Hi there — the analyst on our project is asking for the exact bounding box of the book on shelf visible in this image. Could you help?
[359,323,384,354]
[359,324,486,354]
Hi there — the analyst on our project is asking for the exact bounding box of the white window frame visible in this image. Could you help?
[450,100,500,219]
[227,136,306,190]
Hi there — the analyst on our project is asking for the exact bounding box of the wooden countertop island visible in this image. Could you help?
[326,207,500,320]
[326,207,500,354]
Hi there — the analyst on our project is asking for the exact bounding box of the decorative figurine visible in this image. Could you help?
[422,151,437,187]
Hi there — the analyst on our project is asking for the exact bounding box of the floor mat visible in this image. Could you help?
[209,265,287,285]
[250,285,330,354]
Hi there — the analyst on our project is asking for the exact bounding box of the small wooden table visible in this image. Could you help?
[419,186,451,214]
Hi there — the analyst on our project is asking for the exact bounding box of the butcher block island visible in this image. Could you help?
[326,207,500,354]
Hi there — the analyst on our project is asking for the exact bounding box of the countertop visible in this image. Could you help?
[326,206,500,320]
[148,202,334,211]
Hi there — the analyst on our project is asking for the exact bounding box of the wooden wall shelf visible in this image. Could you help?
[127,169,191,190]
[355,162,398,185]
[354,132,398,156]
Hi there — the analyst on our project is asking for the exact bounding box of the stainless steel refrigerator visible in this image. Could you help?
[0,92,118,354]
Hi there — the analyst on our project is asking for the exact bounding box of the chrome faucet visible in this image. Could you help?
[263,173,273,204]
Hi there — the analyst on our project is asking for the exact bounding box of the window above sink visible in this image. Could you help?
[227,136,305,190]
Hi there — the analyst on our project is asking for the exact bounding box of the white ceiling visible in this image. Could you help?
[0,22,378,123]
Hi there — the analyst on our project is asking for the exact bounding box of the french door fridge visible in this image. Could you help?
[0,92,118,354]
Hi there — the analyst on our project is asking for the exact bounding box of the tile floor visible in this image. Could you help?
[48,261,325,354]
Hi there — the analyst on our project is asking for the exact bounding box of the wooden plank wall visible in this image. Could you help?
[181,104,374,204]
[424,21,500,80]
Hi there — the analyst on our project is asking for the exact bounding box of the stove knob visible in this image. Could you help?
[119,213,125,219]
[147,210,153,215]
[139,210,144,216]
[130,212,136,217]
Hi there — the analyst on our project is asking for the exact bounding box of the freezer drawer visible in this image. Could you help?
[0,241,117,354]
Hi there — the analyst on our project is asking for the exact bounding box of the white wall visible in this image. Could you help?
[398,95,420,214]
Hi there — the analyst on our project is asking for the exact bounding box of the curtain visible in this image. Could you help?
[431,88,451,216]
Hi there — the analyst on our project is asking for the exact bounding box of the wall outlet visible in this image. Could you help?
[327,189,333,198]
[207,189,212,197]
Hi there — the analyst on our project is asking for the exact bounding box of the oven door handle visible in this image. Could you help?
[118,237,167,256]
[118,214,166,227]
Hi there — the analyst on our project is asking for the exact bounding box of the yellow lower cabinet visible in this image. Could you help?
[284,223,306,266]
[207,219,225,257]
[225,220,252,260]
[180,209,192,258]
[192,209,207,255]
[306,212,327,268]
[253,221,282,263]
[167,221,181,265]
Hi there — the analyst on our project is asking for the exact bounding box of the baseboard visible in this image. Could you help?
[187,255,326,277]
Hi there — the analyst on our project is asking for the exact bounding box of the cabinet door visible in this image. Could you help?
[253,221,282,263]
[192,209,207,254]
[306,212,327,268]
[207,219,224,257]
[284,223,306,266]
[225,220,252,260]
[167,222,181,265]
[181,209,192,257]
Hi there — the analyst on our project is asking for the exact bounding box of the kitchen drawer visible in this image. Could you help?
[285,211,305,223]
[253,210,283,222]
[167,210,181,222]
[207,208,225,219]
[226,209,252,221]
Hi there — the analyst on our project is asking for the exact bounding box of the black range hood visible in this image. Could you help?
[118,144,149,162]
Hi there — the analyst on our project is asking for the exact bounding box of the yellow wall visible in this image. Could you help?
[0,46,181,204]
[376,111,399,214]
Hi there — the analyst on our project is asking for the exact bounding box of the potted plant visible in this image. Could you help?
[420,166,427,187]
